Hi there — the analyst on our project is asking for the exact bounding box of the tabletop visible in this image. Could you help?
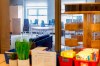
[0,54,100,66]
[0,54,8,66]
[31,27,54,30]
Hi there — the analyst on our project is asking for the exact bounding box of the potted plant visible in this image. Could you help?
[15,39,31,66]
[9,53,18,66]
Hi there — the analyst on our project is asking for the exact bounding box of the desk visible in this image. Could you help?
[31,27,54,35]
[0,54,8,66]
[0,62,8,66]
[0,54,5,63]
[0,47,47,66]
[0,54,100,66]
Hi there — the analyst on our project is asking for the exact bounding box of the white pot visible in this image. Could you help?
[9,59,18,66]
[18,59,30,66]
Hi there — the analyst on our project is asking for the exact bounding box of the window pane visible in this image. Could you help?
[28,9,37,15]
[38,9,47,15]
[28,16,37,23]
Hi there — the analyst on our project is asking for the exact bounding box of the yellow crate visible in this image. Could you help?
[61,50,76,58]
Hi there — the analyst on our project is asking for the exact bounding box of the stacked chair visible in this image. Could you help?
[23,19,29,33]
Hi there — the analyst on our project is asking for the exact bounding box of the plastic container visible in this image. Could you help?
[59,56,74,66]
[74,59,99,66]
[61,50,76,58]
[4,49,16,64]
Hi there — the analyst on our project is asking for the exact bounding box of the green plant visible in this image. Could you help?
[15,39,31,60]
[9,53,17,60]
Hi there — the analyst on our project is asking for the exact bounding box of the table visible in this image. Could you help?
[0,47,47,66]
[0,54,8,66]
[0,54,5,63]
[0,54,100,66]
[31,27,54,35]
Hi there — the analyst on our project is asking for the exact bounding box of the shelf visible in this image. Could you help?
[91,24,100,32]
[65,2,100,5]
[64,3,100,14]
[63,3,100,49]
[91,40,100,49]
[63,11,100,14]
[65,23,83,31]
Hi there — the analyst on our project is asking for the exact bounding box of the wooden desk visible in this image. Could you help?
[0,54,100,66]
[31,27,54,35]
[0,62,8,66]
[0,54,8,66]
[0,54,5,63]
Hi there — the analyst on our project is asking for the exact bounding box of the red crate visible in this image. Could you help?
[58,56,74,66]
[74,59,99,66]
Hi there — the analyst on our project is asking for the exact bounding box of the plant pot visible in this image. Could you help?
[18,59,30,66]
[9,59,18,66]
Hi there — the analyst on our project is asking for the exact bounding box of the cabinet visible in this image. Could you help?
[64,3,100,49]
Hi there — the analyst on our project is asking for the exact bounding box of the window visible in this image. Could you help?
[25,0,48,25]
[26,7,47,25]
[28,9,37,15]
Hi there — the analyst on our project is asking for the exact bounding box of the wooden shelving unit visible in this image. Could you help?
[64,3,100,49]
[63,11,100,14]
[91,22,100,49]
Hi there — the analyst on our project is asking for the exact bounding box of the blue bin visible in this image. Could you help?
[4,49,16,64]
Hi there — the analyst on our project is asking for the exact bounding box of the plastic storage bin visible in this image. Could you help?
[4,49,16,64]
[74,59,99,66]
[61,50,76,58]
[59,56,74,66]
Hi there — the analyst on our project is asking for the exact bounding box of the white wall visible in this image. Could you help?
[18,6,24,32]
[26,0,47,6]
[10,6,18,19]
[10,6,18,32]
[48,0,55,21]
[10,6,24,33]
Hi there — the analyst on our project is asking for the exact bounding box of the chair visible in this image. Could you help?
[51,19,55,26]
[48,19,55,26]
[34,19,38,25]
[4,49,16,64]
[23,19,29,33]
[41,20,45,27]
[48,20,52,25]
